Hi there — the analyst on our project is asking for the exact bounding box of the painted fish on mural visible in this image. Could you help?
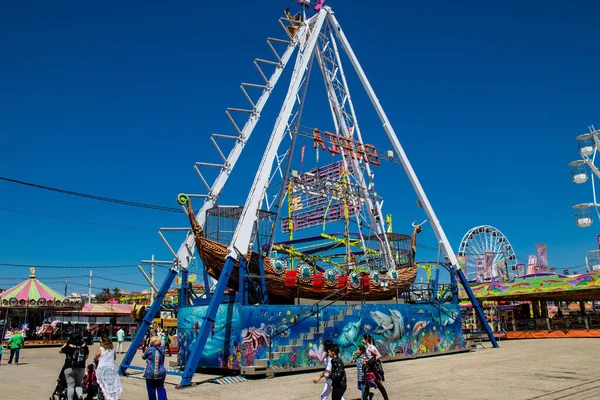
[334,317,362,348]
[369,309,404,342]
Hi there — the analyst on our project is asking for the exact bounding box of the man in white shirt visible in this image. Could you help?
[116,328,125,354]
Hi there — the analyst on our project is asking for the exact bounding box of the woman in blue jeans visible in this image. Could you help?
[142,336,167,400]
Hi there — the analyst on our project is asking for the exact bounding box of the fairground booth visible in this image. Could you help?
[0,269,84,345]
[56,300,136,340]
[460,271,600,339]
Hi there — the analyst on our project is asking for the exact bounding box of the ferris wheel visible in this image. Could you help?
[457,225,518,282]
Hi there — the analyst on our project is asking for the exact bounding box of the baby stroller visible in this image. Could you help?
[83,362,101,400]
[51,363,101,400]
[50,366,68,400]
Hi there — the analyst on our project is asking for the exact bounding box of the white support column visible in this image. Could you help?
[322,25,396,270]
[171,22,309,271]
[328,13,459,268]
[315,39,395,270]
[228,10,328,258]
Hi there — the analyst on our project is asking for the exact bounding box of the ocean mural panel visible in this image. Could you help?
[178,302,465,371]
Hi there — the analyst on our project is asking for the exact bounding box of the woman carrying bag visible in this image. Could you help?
[361,334,389,400]
[142,336,167,400]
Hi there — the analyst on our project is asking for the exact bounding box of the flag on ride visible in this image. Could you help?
[285,271,297,287]
[527,255,537,275]
[536,244,548,272]
[475,258,485,282]
[361,275,370,293]
[485,252,494,280]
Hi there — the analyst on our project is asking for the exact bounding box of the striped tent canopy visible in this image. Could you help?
[0,269,66,307]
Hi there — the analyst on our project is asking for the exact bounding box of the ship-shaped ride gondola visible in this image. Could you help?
[178,192,423,304]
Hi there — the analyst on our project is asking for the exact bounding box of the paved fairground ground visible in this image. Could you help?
[1,338,599,399]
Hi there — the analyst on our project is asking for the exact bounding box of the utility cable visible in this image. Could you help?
[0,263,138,269]
[0,176,181,213]
[0,206,156,232]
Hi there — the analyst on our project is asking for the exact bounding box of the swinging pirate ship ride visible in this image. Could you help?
[167,4,434,305]
[177,138,425,304]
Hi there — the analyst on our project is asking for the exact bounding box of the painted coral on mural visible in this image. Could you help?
[239,303,465,369]
[361,303,465,358]
[177,302,466,371]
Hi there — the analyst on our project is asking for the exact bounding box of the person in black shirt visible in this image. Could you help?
[59,333,89,400]
[327,344,347,400]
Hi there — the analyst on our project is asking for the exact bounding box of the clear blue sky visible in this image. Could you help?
[1,0,599,294]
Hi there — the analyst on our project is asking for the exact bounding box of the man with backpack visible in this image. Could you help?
[60,333,89,400]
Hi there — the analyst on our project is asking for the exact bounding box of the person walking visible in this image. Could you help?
[142,336,167,400]
[328,344,347,400]
[8,329,24,365]
[60,333,89,400]
[351,345,373,400]
[116,328,125,354]
[361,334,389,400]
[164,333,172,357]
[94,336,123,400]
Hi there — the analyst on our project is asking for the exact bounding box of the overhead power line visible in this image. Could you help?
[0,206,156,232]
[0,263,138,269]
[0,176,181,213]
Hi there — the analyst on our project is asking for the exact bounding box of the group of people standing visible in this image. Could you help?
[314,334,389,400]
[59,333,123,400]
[57,330,168,400]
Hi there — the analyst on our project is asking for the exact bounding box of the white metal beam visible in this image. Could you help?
[328,13,460,268]
[169,21,309,270]
[228,10,328,258]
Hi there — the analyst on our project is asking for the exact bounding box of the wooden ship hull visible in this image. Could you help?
[197,233,417,303]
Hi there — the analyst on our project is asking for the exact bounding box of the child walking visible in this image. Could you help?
[351,346,373,400]
[328,344,347,400]
[313,340,346,400]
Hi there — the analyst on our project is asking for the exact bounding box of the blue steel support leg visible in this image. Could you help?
[449,266,459,305]
[202,262,212,299]
[237,257,247,306]
[119,266,179,375]
[179,256,237,387]
[258,258,269,304]
[179,268,189,307]
[432,268,440,299]
[456,268,499,348]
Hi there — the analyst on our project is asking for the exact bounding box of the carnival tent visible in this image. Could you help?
[80,303,132,316]
[0,269,66,307]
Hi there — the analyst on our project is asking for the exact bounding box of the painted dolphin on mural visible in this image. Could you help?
[369,309,404,342]
[438,304,459,327]
[335,317,362,348]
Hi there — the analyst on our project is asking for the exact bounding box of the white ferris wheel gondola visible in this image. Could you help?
[457,225,518,282]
